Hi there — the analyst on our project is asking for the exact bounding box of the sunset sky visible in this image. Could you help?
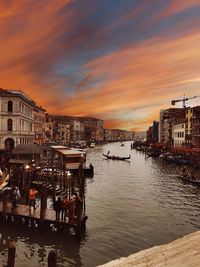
[1,0,200,131]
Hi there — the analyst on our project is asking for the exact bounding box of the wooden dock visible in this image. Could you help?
[98,230,200,267]
[0,201,87,238]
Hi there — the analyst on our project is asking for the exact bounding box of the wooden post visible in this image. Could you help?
[3,190,9,213]
[48,250,57,267]
[40,188,45,220]
[39,186,47,231]
[7,240,16,267]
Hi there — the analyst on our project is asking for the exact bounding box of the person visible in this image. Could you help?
[68,195,76,223]
[61,195,69,221]
[74,193,83,219]
[28,187,38,210]
[182,165,187,177]
[10,186,21,212]
[54,197,62,220]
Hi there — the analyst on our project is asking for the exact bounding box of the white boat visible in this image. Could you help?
[90,142,95,148]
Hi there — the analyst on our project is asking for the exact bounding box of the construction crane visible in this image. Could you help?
[171,95,200,108]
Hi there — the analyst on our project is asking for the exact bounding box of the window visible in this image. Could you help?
[8,101,13,112]
[7,119,13,131]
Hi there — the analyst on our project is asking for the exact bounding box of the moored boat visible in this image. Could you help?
[90,142,95,148]
[146,151,162,158]
[178,175,200,185]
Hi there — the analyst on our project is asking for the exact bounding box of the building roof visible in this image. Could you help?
[56,149,85,156]
[9,159,30,164]
[50,145,68,149]
[0,88,45,110]
[11,144,43,155]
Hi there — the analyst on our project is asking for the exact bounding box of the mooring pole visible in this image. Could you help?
[48,250,57,267]
[7,240,16,267]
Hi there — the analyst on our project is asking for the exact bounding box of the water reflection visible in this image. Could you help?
[0,224,85,267]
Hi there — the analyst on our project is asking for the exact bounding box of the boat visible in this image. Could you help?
[164,155,190,165]
[103,154,131,161]
[90,142,95,148]
[178,175,200,185]
[146,151,162,158]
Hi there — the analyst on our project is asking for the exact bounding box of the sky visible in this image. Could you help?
[1,0,200,131]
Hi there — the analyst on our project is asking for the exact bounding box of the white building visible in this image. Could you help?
[0,88,43,151]
[172,123,185,147]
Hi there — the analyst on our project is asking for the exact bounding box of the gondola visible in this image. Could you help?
[103,154,131,161]
[146,151,162,158]
[178,175,200,185]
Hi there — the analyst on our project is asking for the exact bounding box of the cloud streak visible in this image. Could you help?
[0,0,200,130]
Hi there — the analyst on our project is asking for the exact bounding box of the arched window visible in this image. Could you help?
[7,119,13,131]
[8,101,13,112]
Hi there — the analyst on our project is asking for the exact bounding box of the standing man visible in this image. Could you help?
[28,186,38,210]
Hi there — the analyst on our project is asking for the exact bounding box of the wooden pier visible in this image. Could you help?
[0,201,87,238]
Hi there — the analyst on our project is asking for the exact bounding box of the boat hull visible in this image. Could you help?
[102,154,130,161]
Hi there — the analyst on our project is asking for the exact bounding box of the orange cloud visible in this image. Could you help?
[54,29,200,128]
[158,0,200,18]
[1,1,200,131]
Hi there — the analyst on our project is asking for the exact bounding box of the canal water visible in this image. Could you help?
[1,141,200,266]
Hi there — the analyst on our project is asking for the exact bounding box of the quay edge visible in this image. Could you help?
[97,230,200,267]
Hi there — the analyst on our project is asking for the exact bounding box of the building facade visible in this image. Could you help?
[192,106,200,147]
[172,123,185,147]
[0,89,37,151]
[159,108,186,147]
[34,106,46,145]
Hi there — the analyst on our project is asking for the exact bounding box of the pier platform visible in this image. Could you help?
[0,201,87,237]
[98,230,200,267]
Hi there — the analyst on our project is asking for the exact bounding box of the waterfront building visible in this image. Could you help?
[104,129,133,142]
[146,121,159,144]
[185,108,193,146]
[104,129,112,142]
[70,119,84,142]
[0,88,40,151]
[45,115,85,144]
[134,131,146,141]
[80,117,104,142]
[146,126,153,144]
[45,114,54,142]
[33,106,46,145]
[159,108,186,147]
[172,123,186,147]
[192,106,200,147]
[46,115,71,144]
[152,121,159,143]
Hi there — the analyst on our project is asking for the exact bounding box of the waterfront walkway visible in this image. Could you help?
[98,230,200,267]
